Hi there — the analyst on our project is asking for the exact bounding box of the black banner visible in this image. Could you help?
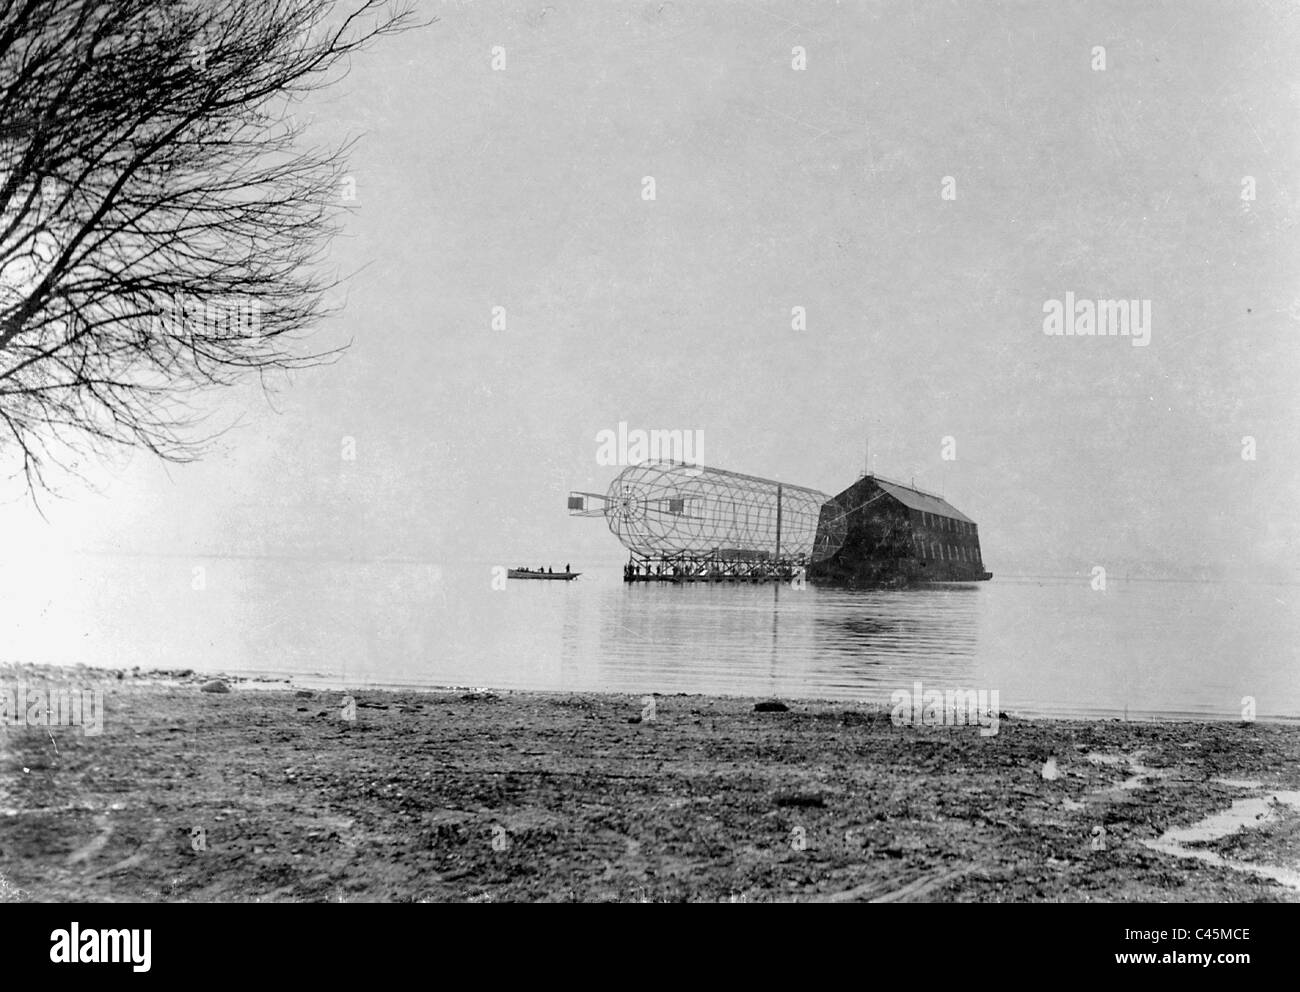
[0,902,1289,981]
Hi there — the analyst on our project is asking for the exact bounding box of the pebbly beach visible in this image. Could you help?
[1,663,1298,903]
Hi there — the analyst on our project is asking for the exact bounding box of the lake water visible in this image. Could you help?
[3,555,1297,722]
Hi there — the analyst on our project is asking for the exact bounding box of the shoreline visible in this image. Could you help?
[21,662,1293,727]
[2,663,1298,902]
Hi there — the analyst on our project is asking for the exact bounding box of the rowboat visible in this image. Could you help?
[507,569,580,580]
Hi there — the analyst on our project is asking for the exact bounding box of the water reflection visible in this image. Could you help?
[3,556,1296,722]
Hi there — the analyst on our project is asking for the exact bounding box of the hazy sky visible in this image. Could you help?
[8,0,1300,580]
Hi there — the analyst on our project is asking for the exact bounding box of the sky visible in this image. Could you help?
[6,0,1300,581]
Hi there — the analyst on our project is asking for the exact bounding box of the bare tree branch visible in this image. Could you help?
[0,0,422,496]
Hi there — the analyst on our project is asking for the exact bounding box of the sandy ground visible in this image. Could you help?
[1,662,1298,902]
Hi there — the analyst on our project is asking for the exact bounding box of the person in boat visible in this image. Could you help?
[565,563,570,573]
[547,566,552,573]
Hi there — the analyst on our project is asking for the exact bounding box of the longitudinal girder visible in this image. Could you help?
[569,461,846,562]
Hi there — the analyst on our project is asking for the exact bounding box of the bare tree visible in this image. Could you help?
[0,0,418,497]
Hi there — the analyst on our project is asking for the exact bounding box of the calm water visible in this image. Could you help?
[3,555,1297,721]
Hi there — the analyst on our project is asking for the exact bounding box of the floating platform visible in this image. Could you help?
[625,572,799,584]
[622,551,806,585]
